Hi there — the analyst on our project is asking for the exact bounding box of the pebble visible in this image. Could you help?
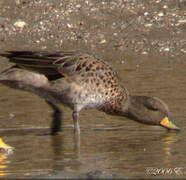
[67,23,73,28]
[164,47,170,52]
[144,24,152,27]
[144,12,149,16]
[175,19,186,26]
[142,51,148,55]
[8,113,15,120]
[158,12,164,17]
[163,5,168,9]
[14,21,27,28]
[76,4,81,9]
[99,39,106,44]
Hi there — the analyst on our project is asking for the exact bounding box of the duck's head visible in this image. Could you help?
[126,96,180,131]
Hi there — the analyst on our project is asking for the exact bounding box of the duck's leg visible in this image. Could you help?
[46,100,62,135]
[72,110,80,134]
[72,110,81,155]
[73,132,80,156]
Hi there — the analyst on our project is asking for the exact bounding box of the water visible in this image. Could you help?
[0,56,185,178]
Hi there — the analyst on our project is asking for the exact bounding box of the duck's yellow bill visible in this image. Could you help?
[0,138,14,152]
[160,117,180,130]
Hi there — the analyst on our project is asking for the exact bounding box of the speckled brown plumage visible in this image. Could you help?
[0,50,180,134]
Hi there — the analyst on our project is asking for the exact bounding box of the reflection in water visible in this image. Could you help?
[161,132,181,165]
[73,134,80,156]
[0,138,14,177]
[0,153,10,177]
[50,133,81,172]
[51,134,62,171]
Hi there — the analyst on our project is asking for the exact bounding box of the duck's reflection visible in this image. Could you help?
[0,153,9,177]
[50,132,81,172]
[0,138,14,177]
[161,131,181,165]
[50,128,181,171]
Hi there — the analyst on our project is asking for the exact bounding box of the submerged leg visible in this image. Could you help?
[46,100,62,135]
[73,132,80,156]
[72,111,80,134]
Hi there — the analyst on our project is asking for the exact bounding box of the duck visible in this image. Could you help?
[0,50,180,135]
[0,138,14,153]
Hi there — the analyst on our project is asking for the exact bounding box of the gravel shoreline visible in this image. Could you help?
[0,0,185,61]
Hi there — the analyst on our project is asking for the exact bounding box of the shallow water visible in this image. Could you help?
[0,56,185,178]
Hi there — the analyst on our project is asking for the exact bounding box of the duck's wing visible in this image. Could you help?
[0,50,78,77]
[0,50,114,80]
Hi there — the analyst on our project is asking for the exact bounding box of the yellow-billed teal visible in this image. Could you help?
[0,51,180,134]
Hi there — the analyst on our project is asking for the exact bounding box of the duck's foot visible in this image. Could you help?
[72,111,80,135]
